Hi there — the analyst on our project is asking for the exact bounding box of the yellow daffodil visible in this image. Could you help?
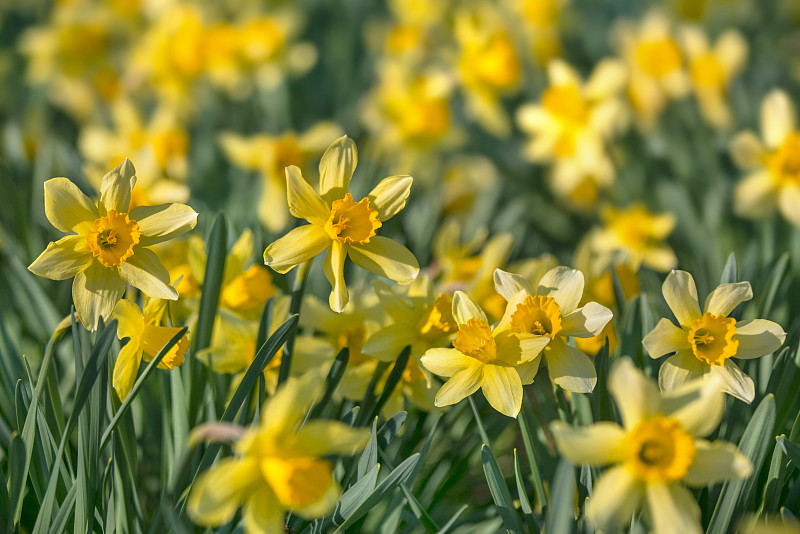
[28,159,198,330]
[188,374,369,533]
[111,298,190,400]
[643,270,785,403]
[730,89,800,227]
[493,266,613,393]
[682,26,747,130]
[552,358,752,534]
[263,135,419,312]
[513,0,569,63]
[420,291,550,418]
[219,122,343,231]
[517,58,627,162]
[588,203,678,272]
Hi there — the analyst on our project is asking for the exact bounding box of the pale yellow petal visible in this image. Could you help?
[537,266,584,314]
[451,290,488,325]
[318,135,357,202]
[420,348,475,377]
[661,377,725,437]
[560,302,613,338]
[112,340,142,401]
[734,171,777,218]
[367,175,413,221]
[735,319,786,359]
[761,89,795,149]
[362,324,415,361]
[729,131,766,170]
[550,421,627,465]
[645,482,702,534]
[264,225,330,274]
[43,177,97,233]
[516,355,542,385]
[261,374,323,435]
[608,357,660,430]
[196,346,250,374]
[547,58,582,87]
[710,360,755,403]
[715,30,748,74]
[493,268,533,301]
[662,270,702,328]
[658,350,707,392]
[258,177,290,232]
[28,235,92,280]
[119,247,178,300]
[72,262,126,331]
[285,165,329,225]
[683,440,752,487]
[348,237,419,285]
[585,466,643,531]
[188,458,260,527]
[544,338,596,393]
[481,364,523,418]
[584,59,627,100]
[129,203,198,246]
[112,299,145,340]
[242,486,284,534]
[434,363,483,407]
[643,318,690,358]
[99,158,136,214]
[295,420,370,456]
[778,184,800,228]
[704,282,752,315]
[323,241,348,312]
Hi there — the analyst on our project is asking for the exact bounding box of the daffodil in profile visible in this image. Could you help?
[420,291,550,418]
[28,159,198,330]
[111,298,190,400]
[263,135,419,312]
[552,358,752,534]
[643,270,785,403]
[493,266,613,393]
[187,373,369,533]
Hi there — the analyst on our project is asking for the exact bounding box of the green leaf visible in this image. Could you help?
[545,460,576,534]
[308,347,349,420]
[720,253,738,285]
[333,463,380,526]
[481,444,524,534]
[357,418,379,481]
[376,411,407,450]
[435,504,468,534]
[777,435,800,467]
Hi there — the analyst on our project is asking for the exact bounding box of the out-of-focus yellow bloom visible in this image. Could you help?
[494,266,613,392]
[439,156,499,217]
[187,374,369,533]
[111,298,189,400]
[730,89,800,227]
[552,358,751,534]
[613,11,689,128]
[588,204,678,272]
[219,122,343,232]
[420,291,549,417]
[682,26,747,130]
[263,136,419,312]
[28,159,198,330]
[643,270,785,403]
[218,229,277,318]
[513,0,569,63]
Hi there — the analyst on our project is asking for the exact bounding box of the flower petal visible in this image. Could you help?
[516,355,542,385]
[367,175,413,221]
[119,247,178,300]
[662,270,702,328]
[112,340,142,401]
[684,440,752,487]
[43,177,97,233]
[661,377,725,437]
[264,225,330,274]
[734,171,777,219]
[28,235,92,280]
[735,319,786,359]
[188,458,260,527]
[729,131,765,170]
[318,135,357,202]
[295,420,370,456]
[129,203,198,246]
[609,357,660,430]
[323,241,348,313]
[585,59,627,100]
[242,486,284,534]
[778,184,800,228]
[451,290,488,325]
[645,482,702,534]
[704,282,753,316]
[537,266,584,314]
[545,338,596,393]
[585,466,642,531]
[420,348,475,377]
[112,298,144,340]
[362,324,415,362]
[659,350,707,392]
[761,89,795,149]
[493,268,533,301]
[434,363,483,407]
[550,421,627,465]
[99,158,136,214]
[348,237,419,285]
[481,364,523,418]
[710,360,755,403]
[286,165,329,225]
[261,374,323,435]
[561,302,613,338]
[643,318,690,359]
[72,262,126,331]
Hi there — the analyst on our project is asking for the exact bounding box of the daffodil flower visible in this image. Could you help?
[420,291,550,418]
[263,135,419,312]
[187,373,369,533]
[112,298,190,400]
[28,159,198,330]
[552,358,752,534]
[493,266,613,393]
[643,270,785,403]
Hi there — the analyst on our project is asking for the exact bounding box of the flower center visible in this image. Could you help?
[625,414,696,482]
[634,38,683,78]
[261,456,333,510]
[324,193,382,245]
[86,210,141,267]
[769,133,800,185]
[221,265,276,311]
[510,295,563,338]
[687,312,738,365]
[542,85,589,127]
[689,53,726,89]
[471,33,520,89]
[453,318,497,363]
[418,294,457,341]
